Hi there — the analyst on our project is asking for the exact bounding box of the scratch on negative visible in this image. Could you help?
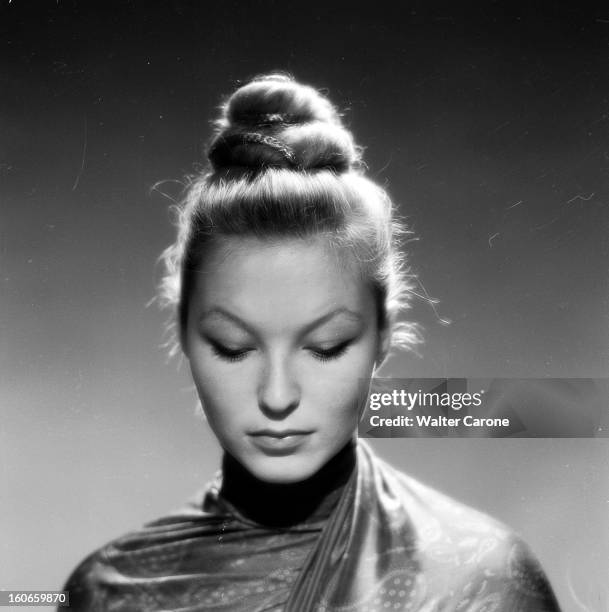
[375,154,393,176]
[488,232,500,247]
[72,114,88,191]
[566,568,597,612]
[487,120,511,135]
[567,193,595,204]
[534,216,560,231]
[505,200,523,210]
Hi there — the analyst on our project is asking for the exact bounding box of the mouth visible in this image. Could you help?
[250,429,313,438]
[248,430,313,454]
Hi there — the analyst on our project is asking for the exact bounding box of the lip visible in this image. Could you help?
[248,430,313,455]
[250,429,312,437]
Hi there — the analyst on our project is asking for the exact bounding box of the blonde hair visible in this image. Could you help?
[155,73,422,360]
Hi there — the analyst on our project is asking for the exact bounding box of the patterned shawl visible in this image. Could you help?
[61,439,561,611]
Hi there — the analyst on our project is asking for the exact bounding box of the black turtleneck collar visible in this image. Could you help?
[218,438,357,528]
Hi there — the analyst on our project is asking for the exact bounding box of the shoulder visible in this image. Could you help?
[60,484,228,610]
[368,454,561,608]
[373,452,516,546]
[61,544,116,611]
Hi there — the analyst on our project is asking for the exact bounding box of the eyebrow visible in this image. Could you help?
[198,307,364,336]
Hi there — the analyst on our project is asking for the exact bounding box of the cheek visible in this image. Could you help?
[189,357,249,426]
[307,348,374,421]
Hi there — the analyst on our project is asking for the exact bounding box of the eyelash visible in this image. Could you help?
[209,344,249,363]
[310,343,350,362]
[209,342,351,363]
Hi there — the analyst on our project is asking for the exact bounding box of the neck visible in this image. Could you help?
[219,438,357,527]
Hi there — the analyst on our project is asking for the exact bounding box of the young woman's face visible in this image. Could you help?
[184,236,386,483]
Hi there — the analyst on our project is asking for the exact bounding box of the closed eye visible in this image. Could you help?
[309,340,352,362]
[209,341,251,363]
[207,339,353,364]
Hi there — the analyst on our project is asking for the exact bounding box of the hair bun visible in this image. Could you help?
[208,73,360,172]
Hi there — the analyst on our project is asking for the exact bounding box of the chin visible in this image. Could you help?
[248,454,323,484]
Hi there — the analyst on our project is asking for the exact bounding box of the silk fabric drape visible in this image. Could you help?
[62,439,561,611]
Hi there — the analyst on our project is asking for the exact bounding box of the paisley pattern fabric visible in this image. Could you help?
[61,439,561,611]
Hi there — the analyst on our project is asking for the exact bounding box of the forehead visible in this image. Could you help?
[189,236,374,327]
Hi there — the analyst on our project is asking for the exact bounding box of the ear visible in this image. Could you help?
[179,325,190,360]
[374,324,391,374]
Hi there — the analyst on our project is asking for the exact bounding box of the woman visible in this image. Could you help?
[61,74,561,611]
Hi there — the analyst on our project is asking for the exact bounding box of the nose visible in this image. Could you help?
[258,352,300,417]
